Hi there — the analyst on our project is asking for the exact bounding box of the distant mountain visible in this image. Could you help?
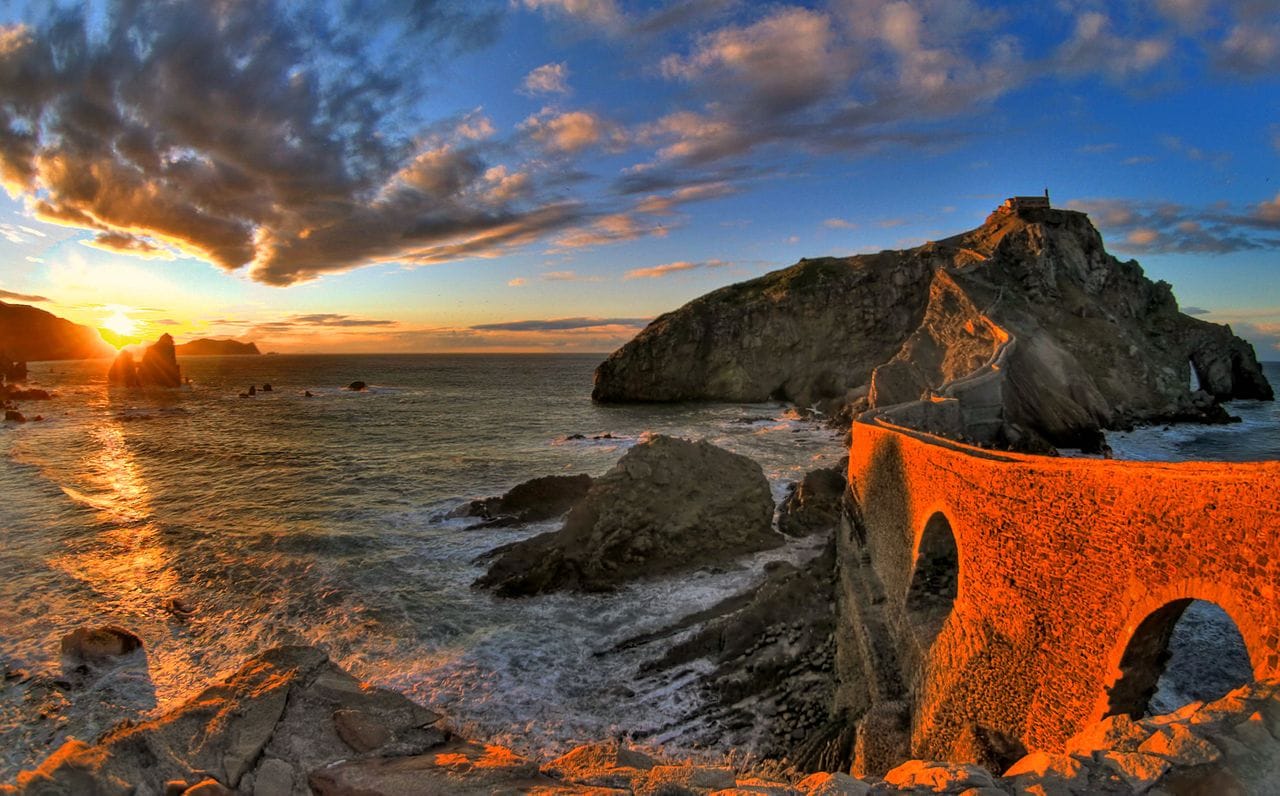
[175,338,261,356]
[0,300,114,362]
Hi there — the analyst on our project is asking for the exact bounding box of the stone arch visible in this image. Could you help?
[1103,598,1254,719]
[905,511,959,644]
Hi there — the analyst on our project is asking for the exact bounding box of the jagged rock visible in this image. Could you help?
[173,339,261,356]
[882,759,996,792]
[347,381,367,391]
[475,436,777,596]
[1064,713,1149,756]
[59,626,143,664]
[308,739,552,795]
[1001,751,1087,794]
[794,771,870,795]
[541,743,656,789]
[633,764,735,795]
[777,464,846,536]
[108,334,181,388]
[453,473,594,528]
[3,409,23,423]
[592,203,1273,448]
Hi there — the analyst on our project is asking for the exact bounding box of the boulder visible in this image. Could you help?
[348,381,367,391]
[59,625,143,664]
[777,463,846,536]
[475,435,778,596]
[107,349,140,387]
[541,743,656,789]
[3,409,24,423]
[454,473,594,528]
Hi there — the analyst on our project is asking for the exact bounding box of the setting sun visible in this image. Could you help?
[102,309,137,337]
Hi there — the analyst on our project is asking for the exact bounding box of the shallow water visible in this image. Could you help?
[0,354,843,777]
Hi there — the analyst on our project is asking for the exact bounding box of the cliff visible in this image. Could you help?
[593,203,1273,448]
[0,300,113,362]
[175,338,261,356]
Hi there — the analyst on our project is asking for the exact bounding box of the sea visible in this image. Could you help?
[0,355,1275,778]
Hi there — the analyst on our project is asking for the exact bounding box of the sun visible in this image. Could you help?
[102,309,137,337]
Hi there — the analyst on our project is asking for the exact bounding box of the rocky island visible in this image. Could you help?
[175,338,261,356]
[593,199,1271,450]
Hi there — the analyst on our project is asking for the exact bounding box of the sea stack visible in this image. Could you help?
[108,334,182,388]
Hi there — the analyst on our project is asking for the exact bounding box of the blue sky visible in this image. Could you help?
[0,0,1276,354]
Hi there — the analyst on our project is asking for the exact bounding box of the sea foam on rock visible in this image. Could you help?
[475,435,778,596]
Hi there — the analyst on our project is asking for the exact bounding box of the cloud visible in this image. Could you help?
[633,181,739,215]
[623,259,729,279]
[520,108,622,154]
[522,62,570,95]
[1181,305,1210,315]
[518,0,624,31]
[1068,195,1280,254]
[82,231,175,260]
[507,277,526,287]
[0,289,49,302]
[824,218,858,229]
[0,1,619,286]
[1054,11,1172,81]
[552,212,670,250]
[470,316,648,332]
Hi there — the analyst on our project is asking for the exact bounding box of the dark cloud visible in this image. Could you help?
[288,314,398,328]
[1181,306,1211,315]
[470,317,649,332]
[0,0,611,285]
[1068,196,1280,255]
[0,289,49,302]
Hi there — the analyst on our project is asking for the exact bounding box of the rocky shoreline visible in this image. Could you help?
[5,642,1277,795]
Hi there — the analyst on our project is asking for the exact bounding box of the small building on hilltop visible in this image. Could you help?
[1001,191,1050,212]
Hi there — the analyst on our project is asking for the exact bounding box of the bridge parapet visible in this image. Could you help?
[840,417,1280,765]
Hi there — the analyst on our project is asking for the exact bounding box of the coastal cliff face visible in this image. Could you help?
[593,204,1273,448]
[0,300,113,362]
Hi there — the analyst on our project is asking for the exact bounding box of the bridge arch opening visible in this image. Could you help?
[1105,599,1254,719]
[905,512,959,643]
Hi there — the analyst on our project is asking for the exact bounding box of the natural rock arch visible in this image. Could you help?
[1103,598,1254,719]
[904,512,959,645]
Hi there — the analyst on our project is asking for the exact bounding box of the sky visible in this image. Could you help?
[0,0,1277,355]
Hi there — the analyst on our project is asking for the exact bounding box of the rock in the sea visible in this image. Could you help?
[108,334,182,388]
[348,381,367,391]
[59,625,143,664]
[475,435,778,596]
[3,409,24,423]
[139,333,182,387]
[454,473,593,528]
[778,462,847,536]
[592,203,1273,448]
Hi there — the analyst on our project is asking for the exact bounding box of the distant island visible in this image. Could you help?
[174,338,261,356]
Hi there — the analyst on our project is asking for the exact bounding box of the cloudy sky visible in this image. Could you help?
[0,0,1277,354]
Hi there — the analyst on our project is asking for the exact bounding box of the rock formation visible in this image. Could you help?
[593,202,1273,449]
[778,462,848,537]
[5,644,1278,795]
[475,435,778,596]
[174,338,261,356]
[450,473,594,528]
[0,300,114,362]
[107,334,182,388]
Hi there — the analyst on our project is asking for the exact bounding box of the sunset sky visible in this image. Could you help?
[0,0,1277,354]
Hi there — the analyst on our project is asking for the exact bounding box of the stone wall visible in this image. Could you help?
[841,418,1280,765]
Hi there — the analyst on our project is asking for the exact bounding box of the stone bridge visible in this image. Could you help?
[836,417,1280,771]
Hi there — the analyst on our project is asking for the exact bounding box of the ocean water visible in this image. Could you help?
[0,354,843,778]
[1,356,1275,778]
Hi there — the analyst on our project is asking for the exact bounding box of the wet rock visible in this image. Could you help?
[59,626,143,664]
[308,739,551,795]
[4,409,24,422]
[107,349,140,387]
[248,385,257,396]
[347,381,367,391]
[454,473,594,528]
[304,391,313,398]
[794,771,869,795]
[777,463,846,536]
[261,384,272,392]
[139,334,182,387]
[542,743,656,789]
[476,435,777,596]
